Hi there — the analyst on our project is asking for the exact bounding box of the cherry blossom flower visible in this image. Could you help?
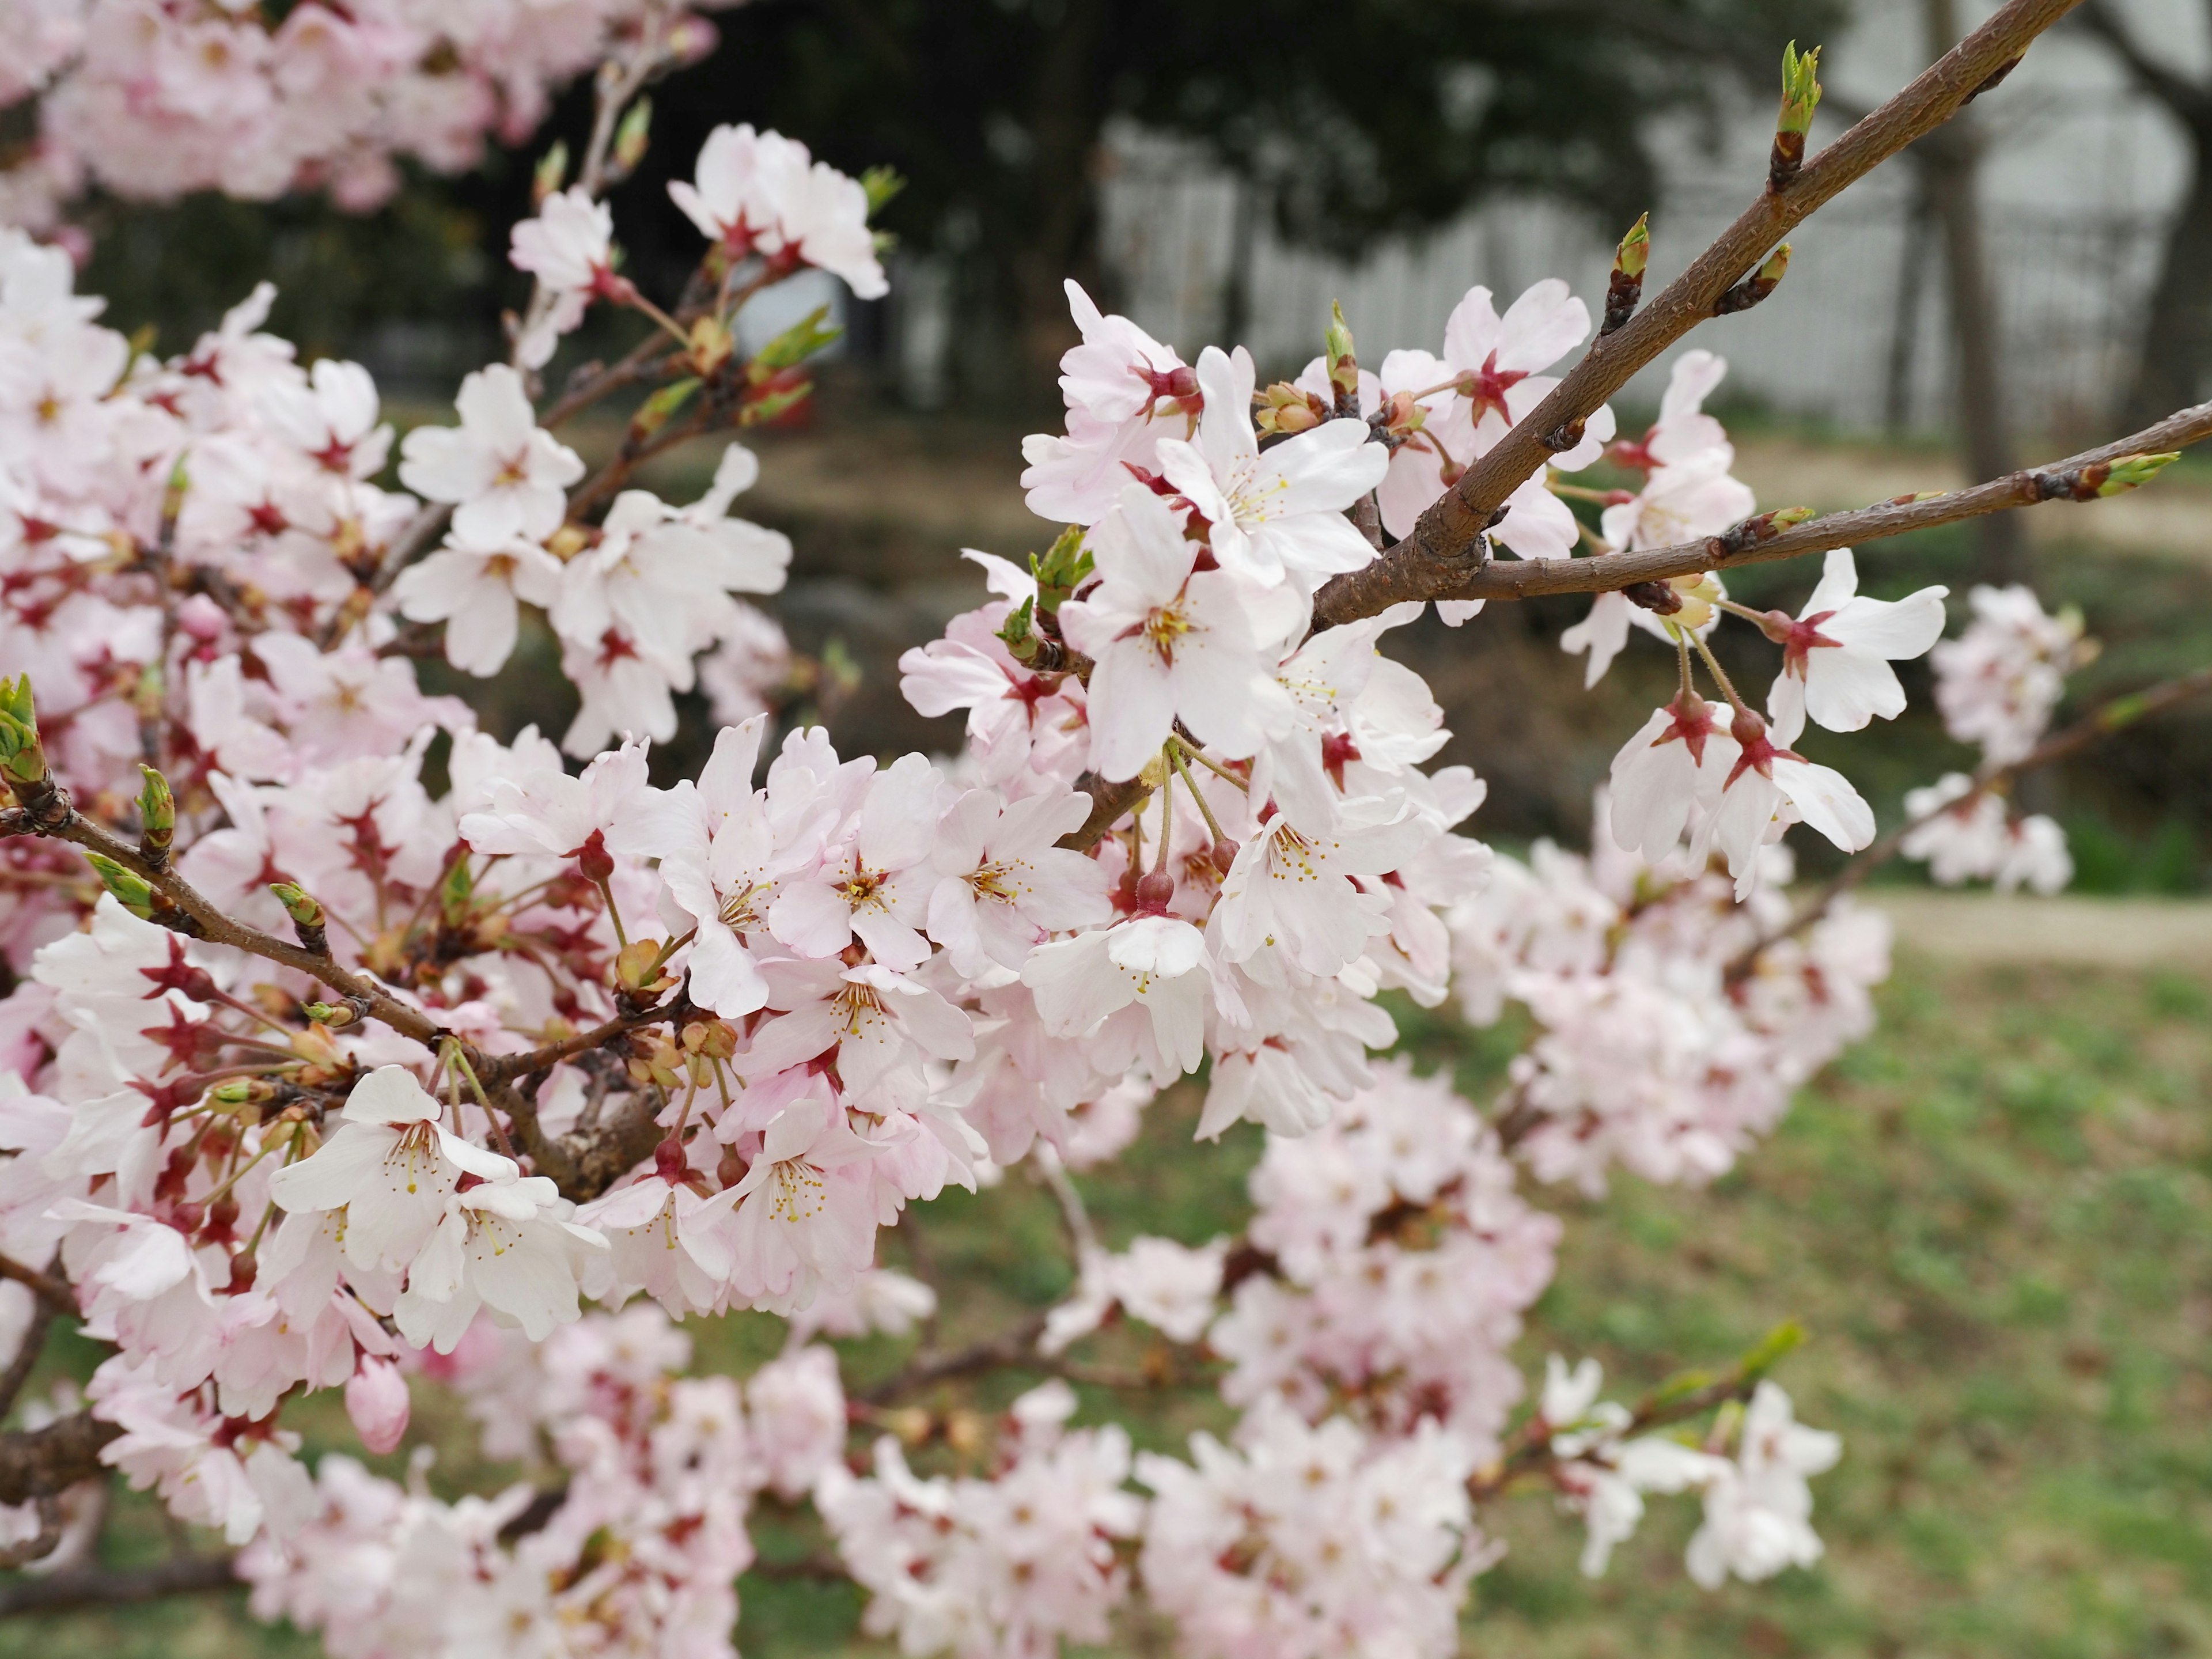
[1055,484,1297,781]
[668,123,888,298]
[926,785,1112,976]
[1022,915,1222,1080]
[1157,345,1388,586]
[1761,549,1948,734]
[397,363,583,545]
[1685,1382,1841,1588]
[267,1065,521,1276]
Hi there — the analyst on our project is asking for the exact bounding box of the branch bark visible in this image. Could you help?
[1309,0,2084,631]
[1397,398,2212,609]
[0,1554,236,1618]
[0,1412,119,1506]
[2,806,448,1051]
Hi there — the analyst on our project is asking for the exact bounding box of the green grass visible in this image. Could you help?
[13,951,2212,1657]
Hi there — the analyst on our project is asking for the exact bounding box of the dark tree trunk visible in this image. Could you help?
[1009,0,1110,399]
[1923,0,2027,585]
[2126,130,2212,427]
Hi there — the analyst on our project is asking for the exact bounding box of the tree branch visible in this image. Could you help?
[861,1310,1052,1404]
[0,1256,74,1317]
[2,805,448,1051]
[0,1554,236,1618]
[0,1412,119,1506]
[1310,0,2085,630]
[1409,399,2212,609]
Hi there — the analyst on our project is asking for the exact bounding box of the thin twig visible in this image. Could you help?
[1397,399,2212,613]
[1310,0,2084,629]
[1727,660,2212,976]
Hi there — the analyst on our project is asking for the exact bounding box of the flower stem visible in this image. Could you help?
[1688,629,1749,714]
[1177,743,1250,792]
[1168,743,1228,842]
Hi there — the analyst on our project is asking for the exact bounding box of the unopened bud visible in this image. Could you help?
[612,96,653,177]
[1614,213,1650,282]
[305,1000,357,1027]
[1771,43,1823,192]
[1715,245,1791,317]
[1324,301,1359,404]
[532,140,570,207]
[2094,451,2179,497]
[575,830,616,885]
[0,673,48,793]
[1603,214,1650,336]
[137,764,175,864]
[208,1077,279,1109]
[861,165,906,218]
[270,881,323,930]
[86,852,158,921]
[270,881,329,953]
[346,1357,412,1456]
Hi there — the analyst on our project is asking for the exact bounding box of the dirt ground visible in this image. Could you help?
[1867,891,2212,968]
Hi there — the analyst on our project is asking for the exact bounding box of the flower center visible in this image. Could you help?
[717,880,766,931]
[1143,600,1194,665]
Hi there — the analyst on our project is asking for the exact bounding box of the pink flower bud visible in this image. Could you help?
[346,1357,411,1456]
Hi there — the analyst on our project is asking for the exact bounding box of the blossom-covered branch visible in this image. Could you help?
[1309,0,2084,628]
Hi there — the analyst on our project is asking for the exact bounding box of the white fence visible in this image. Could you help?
[1091,137,2173,439]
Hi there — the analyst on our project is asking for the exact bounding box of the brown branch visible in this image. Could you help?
[0,1300,56,1422]
[0,1554,236,1618]
[5,806,448,1051]
[1729,660,2212,976]
[479,1002,678,1085]
[1056,774,1150,852]
[1361,399,2212,613]
[0,1411,119,1505]
[861,1310,1052,1404]
[0,1255,73,1316]
[1309,0,2085,630]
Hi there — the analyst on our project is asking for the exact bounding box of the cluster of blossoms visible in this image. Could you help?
[0,56,2143,1652]
[0,0,735,234]
[238,1304,853,1655]
[1898,584,2093,895]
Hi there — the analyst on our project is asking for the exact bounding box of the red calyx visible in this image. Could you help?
[1723,707,1805,789]
[1652,689,1718,765]
[1756,608,1840,679]
[139,935,219,1004]
[1459,350,1528,426]
[1139,363,1199,404]
[573,828,616,885]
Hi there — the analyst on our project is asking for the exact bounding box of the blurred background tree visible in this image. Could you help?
[78,0,1833,407]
